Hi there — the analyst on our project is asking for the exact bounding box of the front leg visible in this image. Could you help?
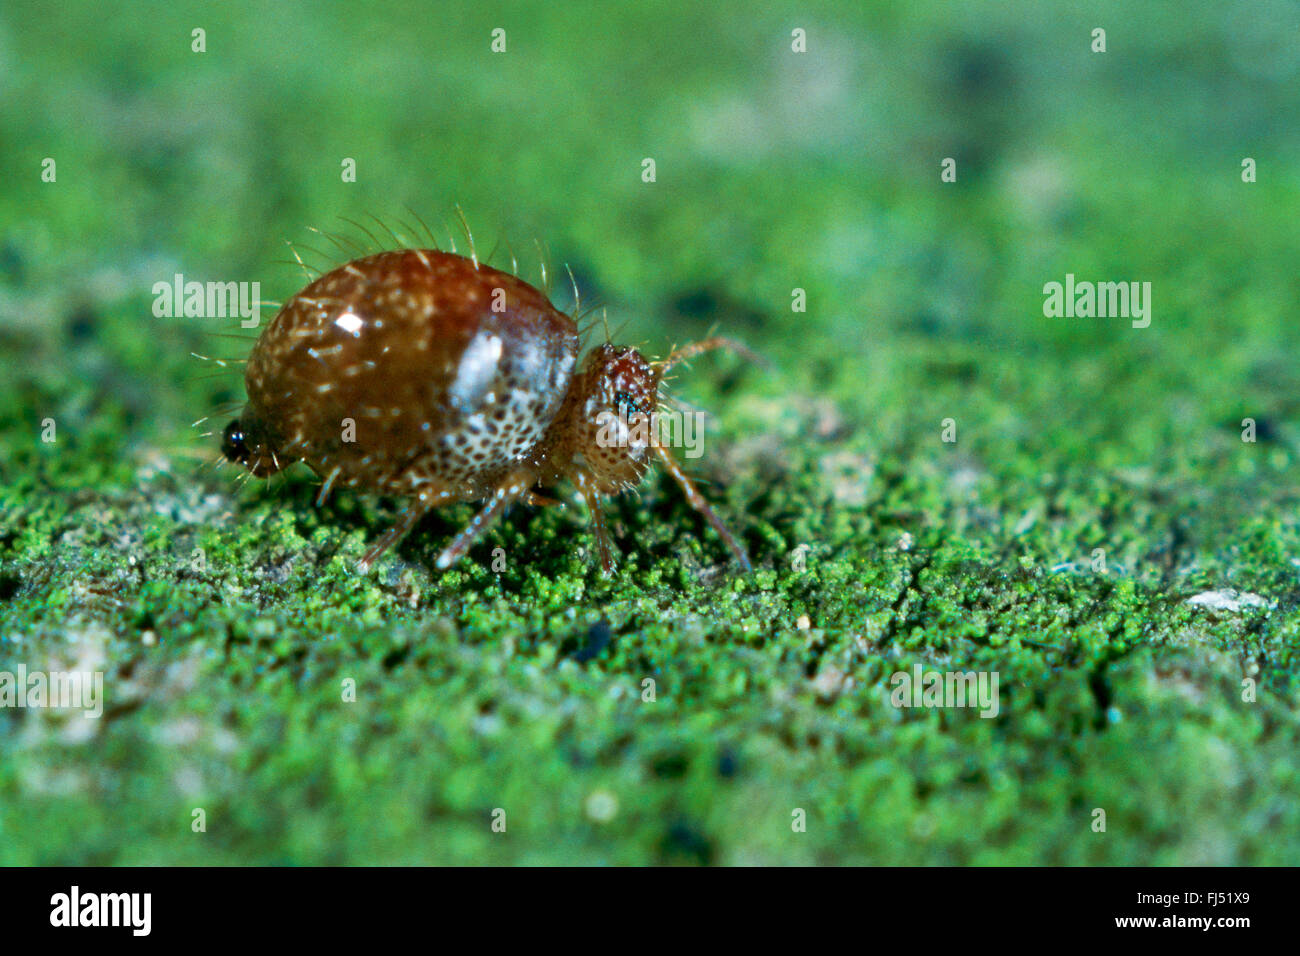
[653,443,752,571]
[571,470,615,574]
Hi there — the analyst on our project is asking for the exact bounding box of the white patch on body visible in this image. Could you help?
[449,333,503,414]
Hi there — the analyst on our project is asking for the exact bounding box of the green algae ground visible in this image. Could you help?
[2,1,1299,864]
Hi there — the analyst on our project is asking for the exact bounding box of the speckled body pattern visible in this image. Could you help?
[243,250,576,498]
[222,247,754,573]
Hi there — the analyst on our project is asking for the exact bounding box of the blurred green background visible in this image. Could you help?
[2,0,1299,863]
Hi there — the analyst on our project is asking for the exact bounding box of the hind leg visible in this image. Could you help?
[358,487,456,572]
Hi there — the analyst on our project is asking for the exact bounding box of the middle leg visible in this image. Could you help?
[434,470,535,570]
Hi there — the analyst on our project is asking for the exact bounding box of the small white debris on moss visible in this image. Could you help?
[1185,589,1271,613]
[584,789,618,823]
[811,664,850,701]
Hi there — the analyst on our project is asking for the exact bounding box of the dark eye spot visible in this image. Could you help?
[614,391,642,417]
[221,420,250,464]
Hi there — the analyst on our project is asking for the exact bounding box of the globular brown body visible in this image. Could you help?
[222,248,753,573]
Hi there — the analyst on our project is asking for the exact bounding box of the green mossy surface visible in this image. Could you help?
[2,1,1299,864]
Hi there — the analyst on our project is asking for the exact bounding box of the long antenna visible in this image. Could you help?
[653,337,767,375]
